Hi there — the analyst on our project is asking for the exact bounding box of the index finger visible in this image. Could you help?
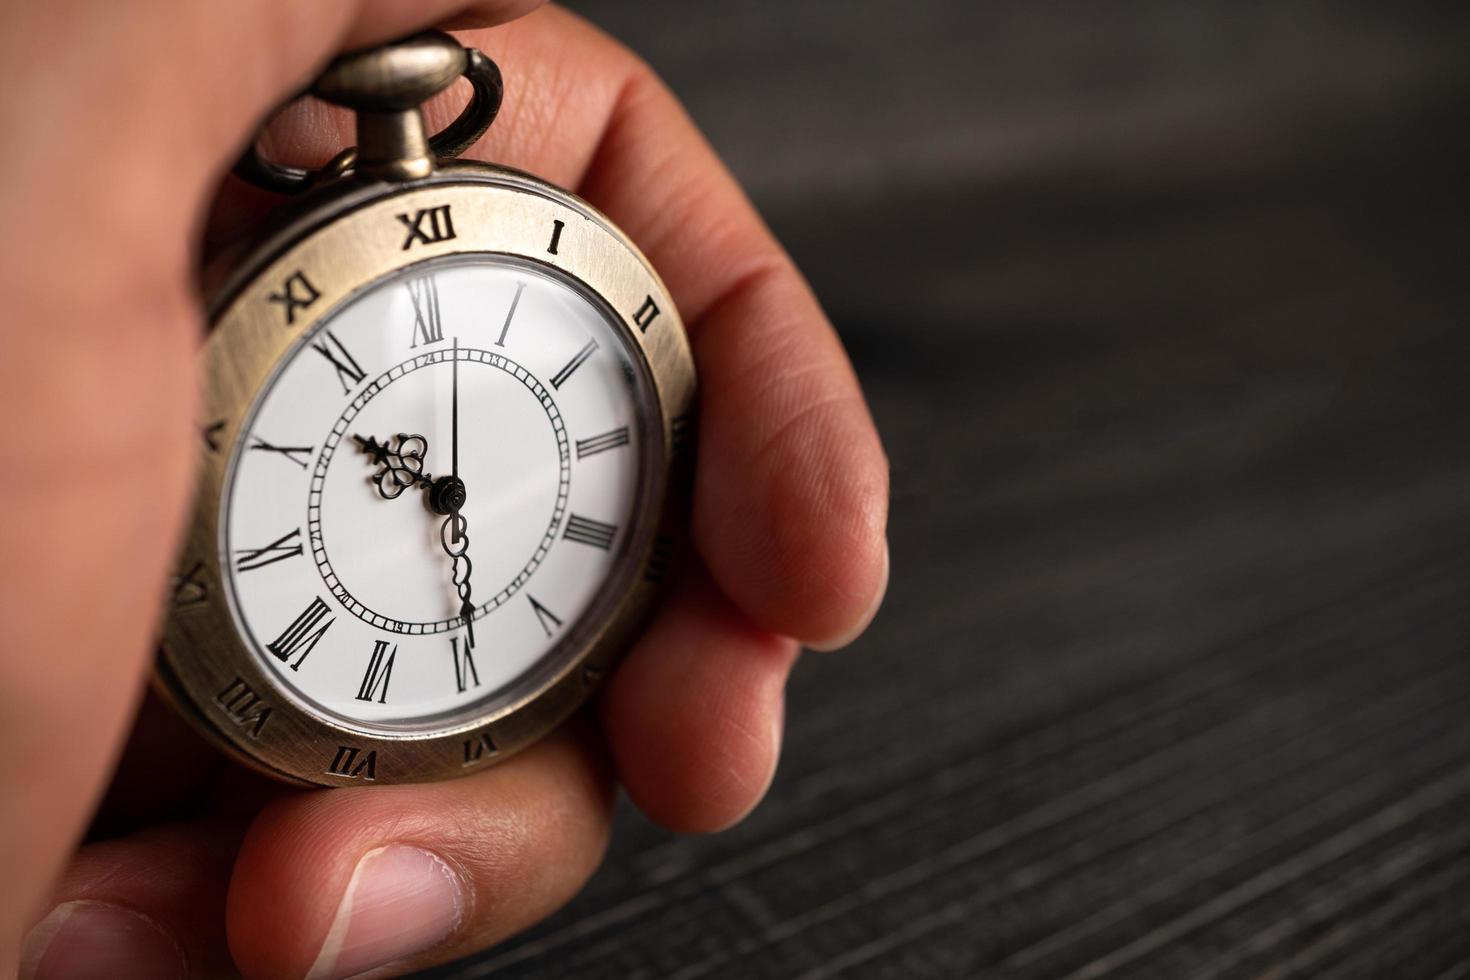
[468,9,892,647]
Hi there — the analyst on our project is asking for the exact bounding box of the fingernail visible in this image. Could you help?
[21,901,186,980]
[307,845,465,980]
[808,539,890,652]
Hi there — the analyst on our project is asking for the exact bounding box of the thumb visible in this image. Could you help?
[0,0,545,967]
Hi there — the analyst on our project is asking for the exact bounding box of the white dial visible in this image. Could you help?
[222,256,655,728]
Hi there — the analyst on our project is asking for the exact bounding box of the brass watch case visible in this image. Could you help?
[157,163,695,786]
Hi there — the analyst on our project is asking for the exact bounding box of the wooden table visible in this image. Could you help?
[430,2,1470,976]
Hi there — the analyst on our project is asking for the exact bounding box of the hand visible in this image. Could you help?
[0,4,889,979]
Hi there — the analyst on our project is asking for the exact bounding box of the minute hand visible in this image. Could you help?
[446,337,474,647]
[440,505,475,649]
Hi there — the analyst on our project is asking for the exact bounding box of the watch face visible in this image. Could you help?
[221,255,657,729]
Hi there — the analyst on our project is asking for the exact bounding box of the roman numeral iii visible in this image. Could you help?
[563,514,618,551]
[576,426,631,459]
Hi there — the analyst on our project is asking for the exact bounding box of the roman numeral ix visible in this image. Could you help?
[397,204,456,250]
[235,527,304,573]
[266,596,334,671]
[356,639,396,704]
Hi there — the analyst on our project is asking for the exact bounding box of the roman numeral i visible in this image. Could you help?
[550,339,599,390]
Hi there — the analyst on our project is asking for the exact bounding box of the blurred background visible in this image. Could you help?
[430,1,1470,976]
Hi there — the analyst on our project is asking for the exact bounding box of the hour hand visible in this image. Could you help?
[353,432,433,500]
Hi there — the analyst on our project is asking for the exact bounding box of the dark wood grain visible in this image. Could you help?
[424,1,1470,976]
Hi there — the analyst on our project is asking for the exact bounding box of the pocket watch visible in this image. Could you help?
[157,31,695,786]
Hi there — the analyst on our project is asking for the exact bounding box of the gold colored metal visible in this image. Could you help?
[235,32,503,193]
[161,163,695,785]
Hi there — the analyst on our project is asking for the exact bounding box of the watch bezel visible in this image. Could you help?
[157,163,694,786]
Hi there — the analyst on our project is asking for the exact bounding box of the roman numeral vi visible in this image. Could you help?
[451,636,480,693]
[327,745,377,780]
